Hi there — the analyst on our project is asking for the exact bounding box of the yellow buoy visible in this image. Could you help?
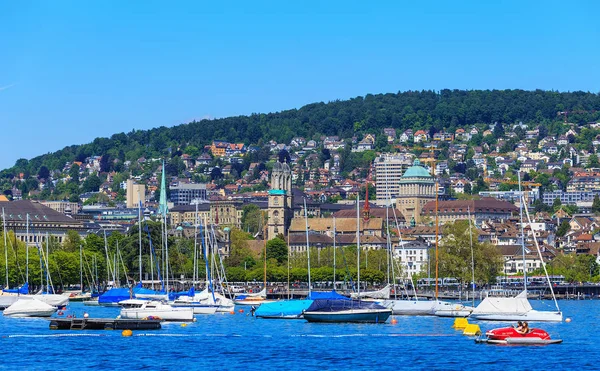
[462,324,481,336]
[453,318,469,329]
[122,329,133,337]
[181,323,188,327]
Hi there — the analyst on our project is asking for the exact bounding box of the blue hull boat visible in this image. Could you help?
[302,299,392,323]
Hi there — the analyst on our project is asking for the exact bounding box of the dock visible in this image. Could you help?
[49,318,162,330]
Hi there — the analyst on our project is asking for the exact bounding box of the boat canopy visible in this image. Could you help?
[306,299,387,313]
[255,300,314,318]
[350,284,391,299]
[472,290,533,315]
[99,287,136,304]
[3,282,29,295]
[308,290,350,301]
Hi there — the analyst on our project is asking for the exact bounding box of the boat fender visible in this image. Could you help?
[104,323,114,330]
[49,321,59,330]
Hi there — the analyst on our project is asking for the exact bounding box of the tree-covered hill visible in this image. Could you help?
[3,89,600,177]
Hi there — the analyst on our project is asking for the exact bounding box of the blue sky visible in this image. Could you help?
[1,1,599,169]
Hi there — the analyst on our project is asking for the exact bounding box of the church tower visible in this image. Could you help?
[268,160,292,240]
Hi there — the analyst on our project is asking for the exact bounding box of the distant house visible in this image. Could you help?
[383,128,396,143]
[557,135,569,146]
[210,140,229,157]
[455,128,471,141]
[399,129,413,143]
[413,130,429,143]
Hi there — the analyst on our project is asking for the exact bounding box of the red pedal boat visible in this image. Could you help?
[476,327,562,345]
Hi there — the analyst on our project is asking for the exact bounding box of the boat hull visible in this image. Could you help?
[171,302,219,314]
[0,295,19,310]
[470,310,563,322]
[382,299,435,316]
[34,294,69,309]
[120,308,194,321]
[303,308,391,323]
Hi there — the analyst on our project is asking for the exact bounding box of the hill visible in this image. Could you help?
[2,89,600,179]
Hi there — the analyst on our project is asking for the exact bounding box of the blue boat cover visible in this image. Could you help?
[98,287,136,304]
[306,299,387,312]
[3,282,28,295]
[308,290,350,301]
[255,300,314,318]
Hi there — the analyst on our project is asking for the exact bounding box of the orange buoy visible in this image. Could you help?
[238,309,244,313]
[122,329,133,337]
[229,311,235,315]
[391,318,398,325]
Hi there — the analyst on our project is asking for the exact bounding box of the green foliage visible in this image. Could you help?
[538,254,600,283]
[437,220,503,284]
[556,221,570,237]
[266,238,288,264]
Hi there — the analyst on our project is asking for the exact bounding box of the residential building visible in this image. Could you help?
[126,179,146,208]
[169,182,208,206]
[374,153,412,201]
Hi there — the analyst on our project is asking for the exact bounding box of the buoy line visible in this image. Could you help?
[6,334,106,338]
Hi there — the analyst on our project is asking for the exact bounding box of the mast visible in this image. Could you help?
[26,213,29,285]
[467,206,475,308]
[356,194,360,296]
[333,216,336,290]
[304,197,311,296]
[159,160,169,293]
[138,197,142,284]
[433,153,440,300]
[193,201,198,284]
[518,172,527,293]
[2,208,8,288]
[80,241,84,295]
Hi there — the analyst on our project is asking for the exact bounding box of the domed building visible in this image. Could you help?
[396,159,436,225]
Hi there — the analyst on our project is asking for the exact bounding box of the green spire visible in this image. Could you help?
[158,160,168,215]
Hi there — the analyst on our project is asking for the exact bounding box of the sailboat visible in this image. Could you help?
[470,173,562,322]
[303,195,391,323]
[172,222,230,314]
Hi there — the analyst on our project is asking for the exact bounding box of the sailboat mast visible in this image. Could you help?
[26,213,29,284]
[138,197,143,284]
[2,208,7,288]
[467,207,475,308]
[80,241,83,294]
[193,202,198,284]
[433,158,440,300]
[333,217,336,290]
[356,194,360,296]
[304,197,311,295]
[518,172,527,293]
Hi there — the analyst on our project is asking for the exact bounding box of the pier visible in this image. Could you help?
[49,318,162,330]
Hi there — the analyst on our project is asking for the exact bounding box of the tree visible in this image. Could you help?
[556,221,570,237]
[37,166,50,180]
[210,167,223,180]
[82,174,102,192]
[593,196,600,214]
[241,204,265,235]
[436,220,503,284]
[552,197,562,211]
[266,237,288,264]
[588,154,600,168]
[69,164,80,184]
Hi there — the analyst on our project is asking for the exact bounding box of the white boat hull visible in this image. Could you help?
[171,302,219,314]
[433,302,474,318]
[469,310,563,322]
[120,308,194,321]
[0,295,20,310]
[381,299,436,316]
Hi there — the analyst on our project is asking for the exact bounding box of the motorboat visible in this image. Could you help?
[170,301,219,314]
[0,293,20,310]
[381,299,436,316]
[174,288,234,313]
[233,288,275,306]
[433,301,474,317]
[119,299,194,322]
[476,326,562,345]
[3,297,57,317]
[303,299,392,323]
[470,290,562,322]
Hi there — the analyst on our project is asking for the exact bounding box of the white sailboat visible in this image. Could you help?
[471,173,562,322]
[119,299,195,321]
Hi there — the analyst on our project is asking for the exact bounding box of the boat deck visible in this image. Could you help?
[49,318,162,330]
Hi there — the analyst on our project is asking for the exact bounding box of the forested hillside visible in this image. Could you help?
[3,89,600,177]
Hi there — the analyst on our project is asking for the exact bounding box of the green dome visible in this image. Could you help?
[402,159,432,178]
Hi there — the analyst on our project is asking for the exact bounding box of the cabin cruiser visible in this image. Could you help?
[119,299,194,322]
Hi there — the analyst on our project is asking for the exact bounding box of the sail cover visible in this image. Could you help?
[350,284,391,299]
[3,282,29,295]
[308,290,350,301]
[472,290,533,315]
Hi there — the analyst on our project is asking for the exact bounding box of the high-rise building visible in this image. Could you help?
[126,179,146,208]
[169,182,207,206]
[374,153,412,200]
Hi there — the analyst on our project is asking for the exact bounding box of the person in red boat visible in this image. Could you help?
[517,321,530,334]
[515,321,524,332]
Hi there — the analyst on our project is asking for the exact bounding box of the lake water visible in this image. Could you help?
[0,300,597,370]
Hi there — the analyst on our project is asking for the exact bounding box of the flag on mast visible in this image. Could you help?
[158,160,169,216]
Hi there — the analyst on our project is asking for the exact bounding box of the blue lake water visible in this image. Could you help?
[0,300,597,370]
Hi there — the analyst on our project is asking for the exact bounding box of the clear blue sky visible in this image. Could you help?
[1,1,599,169]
